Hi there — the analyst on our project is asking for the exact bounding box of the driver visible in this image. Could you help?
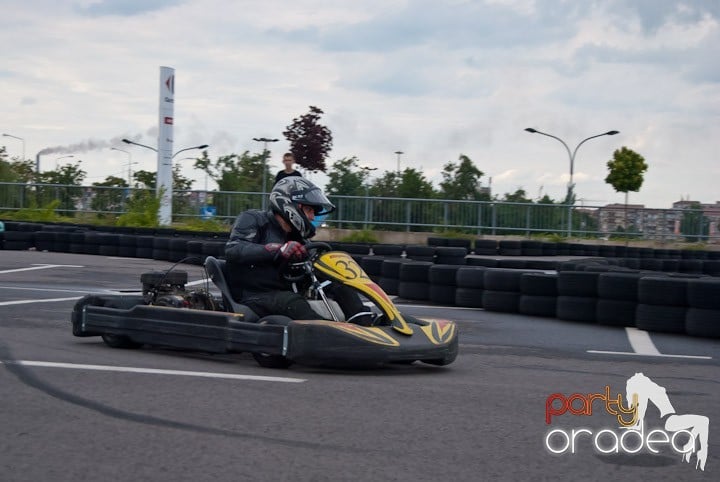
[224,177,372,324]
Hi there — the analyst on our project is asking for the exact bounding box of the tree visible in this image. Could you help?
[605,147,648,235]
[680,202,709,242]
[194,151,273,193]
[132,164,194,190]
[503,188,532,203]
[90,176,130,216]
[439,154,486,201]
[325,157,369,196]
[283,106,333,172]
[398,168,435,199]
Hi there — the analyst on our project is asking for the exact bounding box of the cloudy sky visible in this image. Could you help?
[2,0,718,208]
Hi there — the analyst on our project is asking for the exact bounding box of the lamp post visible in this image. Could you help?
[524,127,619,236]
[2,133,25,161]
[253,137,279,210]
[55,155,74,170]
[394,151,404,173]
[111,147,134,186]
[524,128,619,203]
[121,139,208,223]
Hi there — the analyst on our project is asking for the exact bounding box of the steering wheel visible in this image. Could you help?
[278,242,333,283]
[304,241,333,259]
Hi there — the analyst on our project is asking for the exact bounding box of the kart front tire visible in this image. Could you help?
[251,316,293,369]
[101,334,142,349]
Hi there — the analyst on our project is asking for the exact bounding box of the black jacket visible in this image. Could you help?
[224,210,302,300]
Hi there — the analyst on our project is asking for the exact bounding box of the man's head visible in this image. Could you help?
[282,152,295,169]
[270,177,335,238]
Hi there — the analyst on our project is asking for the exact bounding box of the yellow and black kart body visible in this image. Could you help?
[71,249,458,369]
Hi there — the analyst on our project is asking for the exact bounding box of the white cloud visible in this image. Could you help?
[1,0,718,205]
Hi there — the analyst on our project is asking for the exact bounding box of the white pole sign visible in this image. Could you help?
[158,66,175,225]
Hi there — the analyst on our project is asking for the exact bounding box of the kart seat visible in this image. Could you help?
[204,256,260,323]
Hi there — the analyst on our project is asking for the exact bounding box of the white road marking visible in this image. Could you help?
[587,327,712,360]
[587,350,712,360]
[0,360,307,383]
[0,264,84,274]
[625,327,661,355]
[0,297,82,306]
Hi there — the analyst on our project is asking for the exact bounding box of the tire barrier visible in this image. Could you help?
[2,221,720,340]
[378,258,411,296]
[405,245,436,262]
[434,246,467,265]
[685,278,720,338]
[481,268,530,313]
[473,239,498,256]
[519,273,558,317]
[498,240,521,256]
[520,240,543,256]
[596,272,641,327]
[636,277,689,333]
[398,261,433,301]
[428,264,462,305]
[360,256,385,281]
[371,244,404,257]
[557,271,601,322]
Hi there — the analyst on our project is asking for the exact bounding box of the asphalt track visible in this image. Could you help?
[0,251,718,482]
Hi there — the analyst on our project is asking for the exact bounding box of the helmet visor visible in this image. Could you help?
[299,187,335,215]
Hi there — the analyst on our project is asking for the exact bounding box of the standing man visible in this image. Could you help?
[274,152,302,185]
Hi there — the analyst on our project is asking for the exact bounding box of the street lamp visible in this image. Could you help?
[2,133,25,161]
[122,138,208,159]
[172,144,208,160]
[111,147,135,186]
[121,138,209,224]
[55,155,74,170]
[524,128,619,203]
[253,137,279,210]
[394,151,404,173]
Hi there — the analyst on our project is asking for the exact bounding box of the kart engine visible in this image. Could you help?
[140,270,216,310]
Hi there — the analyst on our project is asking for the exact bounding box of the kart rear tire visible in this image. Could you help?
[101,334,142,349]
[252,316,293,369]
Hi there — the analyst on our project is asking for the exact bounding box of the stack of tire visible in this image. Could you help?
[498,240,521,256]
[2,222,42,250]
[455,266,486,308]
[636,276,689,334]
[686,278,720,338]
[406,245,435,262]
[482,268,529,313]
[428,264,462,305]
[519,273,558,317]
[595,272,641,327]
[556,271,600,322]
[360,256,385,283]
[434,246,467,265]
[398,261,433,301]
[371,244,404,258]
[474,239,498,255]
[378,258,410,295]
[520,240,543,256]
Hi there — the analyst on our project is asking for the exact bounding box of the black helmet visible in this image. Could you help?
[269,177,335,238]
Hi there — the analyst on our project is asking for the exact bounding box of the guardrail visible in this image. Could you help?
[0,182,717,242]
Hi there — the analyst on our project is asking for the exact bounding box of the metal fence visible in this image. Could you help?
[0,182,717,242]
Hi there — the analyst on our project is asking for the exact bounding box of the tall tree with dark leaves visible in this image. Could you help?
[283,106,333,172]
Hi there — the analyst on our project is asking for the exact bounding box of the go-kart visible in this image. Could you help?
[70,242,458,369]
